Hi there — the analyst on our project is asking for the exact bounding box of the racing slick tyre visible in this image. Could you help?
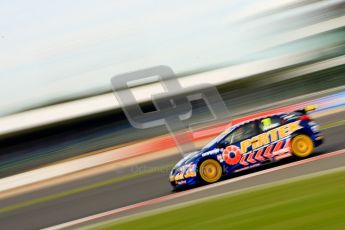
[291,134,314,158]
[198,159,222,183]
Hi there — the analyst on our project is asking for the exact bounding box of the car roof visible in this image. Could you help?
[202,112,288,150]
[230,112,287,131]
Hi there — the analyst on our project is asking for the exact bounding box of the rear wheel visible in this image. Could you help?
[291,134,314,157]
[199,159,222,183]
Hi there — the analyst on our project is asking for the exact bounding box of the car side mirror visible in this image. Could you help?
[217,141,230,149]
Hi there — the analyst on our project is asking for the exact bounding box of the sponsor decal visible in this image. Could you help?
[240,120,302,153]
[174,171,184,181]
[176,180,187,185]
[222,139,291,166]
[217,154,224,163]
[201,149,220,157]
[184,164,197,178]
[174,164,197,181]
[223,145,242,165]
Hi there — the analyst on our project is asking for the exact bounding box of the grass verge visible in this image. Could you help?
[92,168,345,230]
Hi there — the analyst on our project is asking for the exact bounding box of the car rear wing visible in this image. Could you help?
[304,104,317,113]
[293,104,317,114]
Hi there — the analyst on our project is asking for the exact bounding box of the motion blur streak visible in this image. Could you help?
[0,92,343,193]
[1,54,344,135]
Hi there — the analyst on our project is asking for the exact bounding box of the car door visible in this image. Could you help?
[257,116,291,159]
[221,121,260,168]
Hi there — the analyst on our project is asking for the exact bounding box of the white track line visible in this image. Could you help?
[43,148,345,230]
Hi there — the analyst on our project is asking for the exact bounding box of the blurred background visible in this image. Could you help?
[1,0,345,115]
[0,1,345,229]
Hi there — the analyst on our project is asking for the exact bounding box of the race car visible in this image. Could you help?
[169,105,323,190]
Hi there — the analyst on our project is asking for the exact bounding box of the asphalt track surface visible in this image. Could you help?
[0,111,344,230]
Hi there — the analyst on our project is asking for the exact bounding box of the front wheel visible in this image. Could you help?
[198,159,222,183]
[291,134,314,158]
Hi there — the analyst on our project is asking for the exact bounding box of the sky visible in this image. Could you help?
[0,0,330,116]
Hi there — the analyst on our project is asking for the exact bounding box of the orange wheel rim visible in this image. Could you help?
[199,159,222,183]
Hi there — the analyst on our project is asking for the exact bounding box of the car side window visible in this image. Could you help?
[225,122,258,144]
[259,116,281,132]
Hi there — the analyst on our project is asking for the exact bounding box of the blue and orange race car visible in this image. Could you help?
[169,105,323,190]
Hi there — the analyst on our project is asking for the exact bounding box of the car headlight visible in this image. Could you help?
[170,168,176,176]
